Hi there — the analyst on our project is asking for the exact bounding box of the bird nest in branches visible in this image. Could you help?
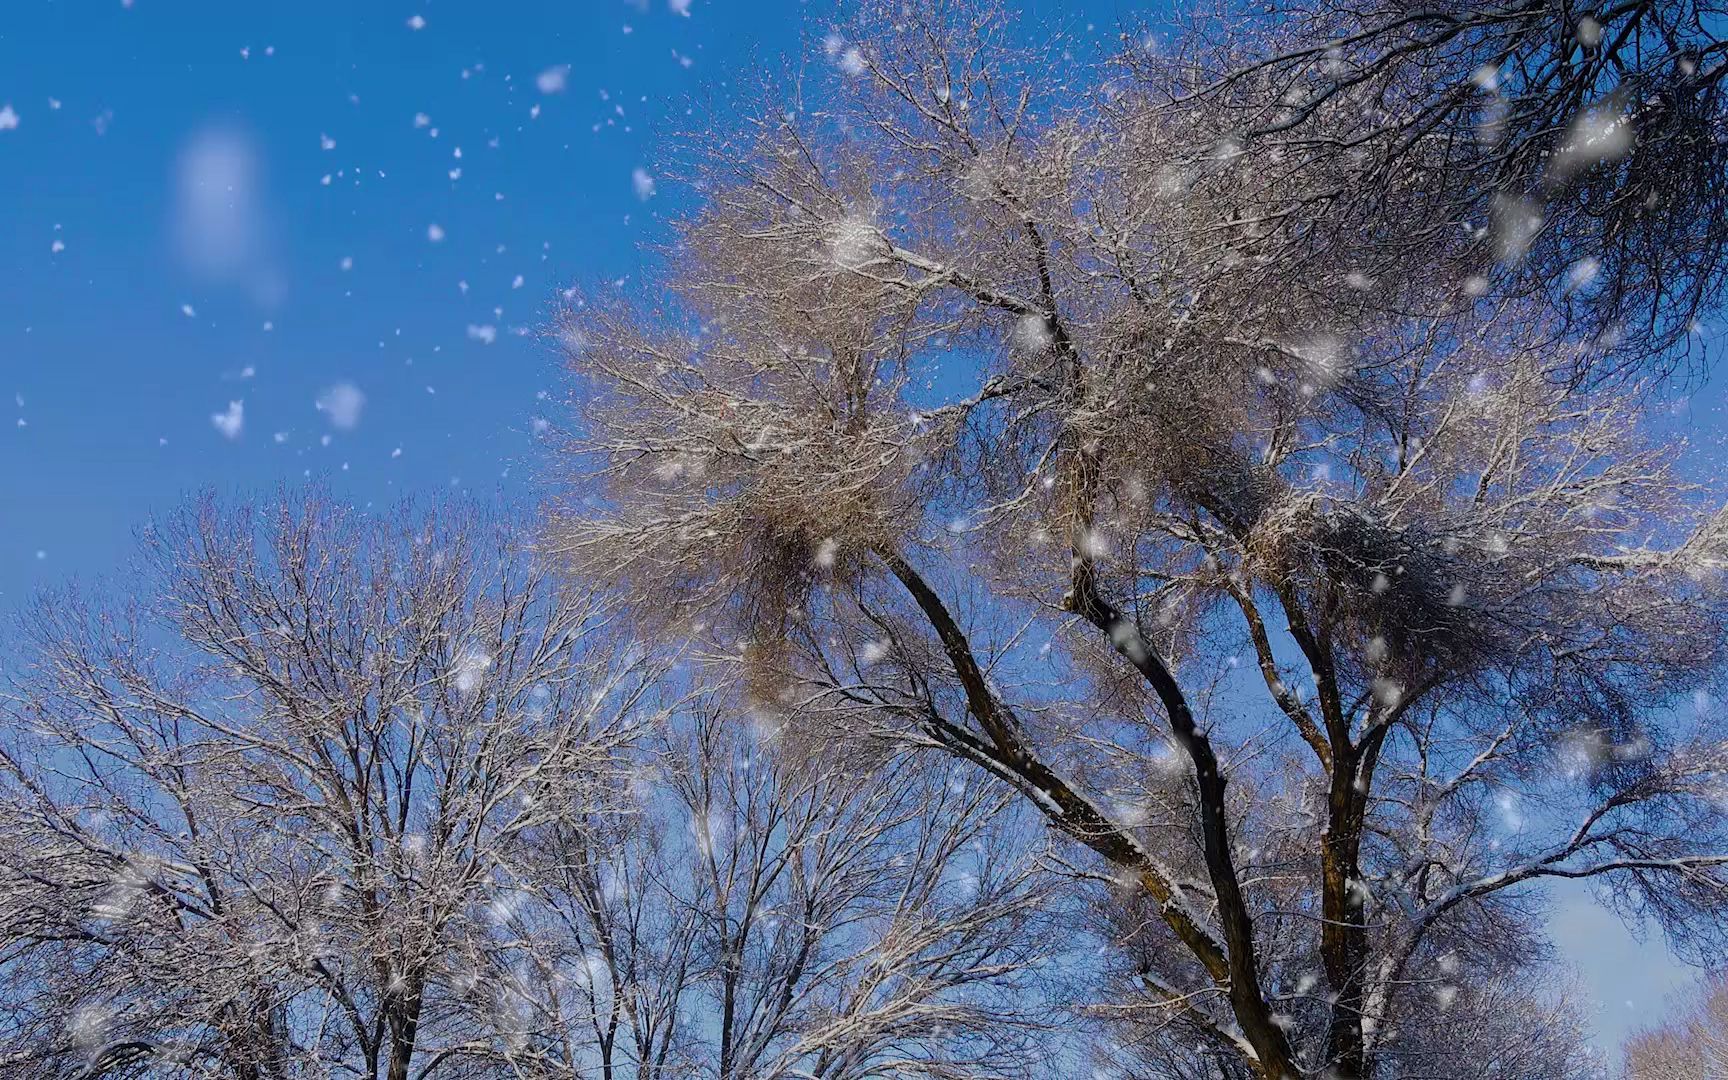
[1246,497,1491,683]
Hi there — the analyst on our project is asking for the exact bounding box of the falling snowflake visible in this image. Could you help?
[827,213,884,271]
[315,382,366,430]
[536,65,570,94]
[1565,257,1600,293]
[814,537,839,568]
[211,400,244,439]
[1491,195,1543,265]
[1556,103,1632,174]
[68,1003,113,1055]
[1013,313,1053,353]
[452,647,493,693]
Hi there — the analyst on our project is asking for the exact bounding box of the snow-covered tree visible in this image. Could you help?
[0,494,1055,1080]
[548,3,1728,1077]
[1143,0,1728,374]
[1624,974,1728,1079]
[449,699,1053,1079]
[0,494,664,1080]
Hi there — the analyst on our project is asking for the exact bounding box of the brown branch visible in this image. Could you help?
[1061,559,1300,1079]
[871,549,1258,1033]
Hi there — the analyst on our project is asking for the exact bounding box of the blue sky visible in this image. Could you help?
[0,0,1714,1055]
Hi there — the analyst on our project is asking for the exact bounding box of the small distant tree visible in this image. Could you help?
[550,2,1728,1077]
[456,699,1052,1079]
[1624,974,1728,1079]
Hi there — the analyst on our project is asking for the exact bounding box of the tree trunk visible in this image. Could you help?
[1321,747,1372,1079]
[384,977,424,1080]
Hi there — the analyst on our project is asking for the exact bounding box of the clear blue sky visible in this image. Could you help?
[0,0,1714,1056]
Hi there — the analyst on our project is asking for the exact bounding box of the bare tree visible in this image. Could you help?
[453,698,1053,1079]
[549,3,1728,1077]
[1101,965,1607,1080]
[0,493,664,1080]
[1147,0,1728,371]
[1625,974,1728,1079]
[0,493,1056,1080]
